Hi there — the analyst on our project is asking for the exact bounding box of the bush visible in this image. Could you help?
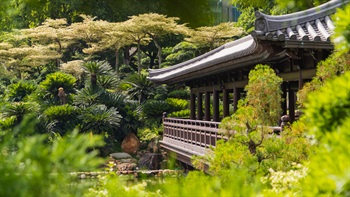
[142,100,170,121]
[168,109,190,118]
[5,80,37,102]
[165,98,189,112]
[39,72,77,95]
[0,127,104,197]
[42,104,79,135]
[168,88,190,99]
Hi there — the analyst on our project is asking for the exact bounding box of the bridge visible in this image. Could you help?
[160,117,282,169]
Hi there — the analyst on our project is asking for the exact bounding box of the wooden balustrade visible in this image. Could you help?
[162,118,227,148]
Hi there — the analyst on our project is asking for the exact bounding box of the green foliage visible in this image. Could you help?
[202,64,310,177]
[165,41,197,65]
[0,127,104,197]
[168,109,190,118]
[245,64,283,126]
[332,3,350,54]
[297,52,350,107]
[165,97,189,112]
[0,101,39,125]
[5,80,37,102]
[87,167,258,196]
[302,117,350,196]
[167,88,190,99]
[302,72,350,139]
[142,100,170,125]
[79,104,122,135]
[137,126,161,142]
[38,71,76,101]
[73,86,103,107]
[42,104,79,135]
[122,73,155,104]
[298,73,350,196]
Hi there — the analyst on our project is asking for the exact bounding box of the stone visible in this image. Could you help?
[109,152,132,159]
[121,133,141,154]
[117,163,137,171]
[119,158,137,163]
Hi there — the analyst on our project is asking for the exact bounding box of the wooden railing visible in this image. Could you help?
[162,118,227,148]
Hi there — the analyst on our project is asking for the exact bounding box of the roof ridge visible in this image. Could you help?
[254,0,349,32]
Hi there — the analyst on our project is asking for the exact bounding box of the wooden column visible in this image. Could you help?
[233,87,241,113]
[190,92,196,120]
[281,82,287,115]
[223,89,230,117]
[197,92,203,120]
[213,90,220,122]
[204,92,211,121]
[298,66,303,90]
[288,87,295,123]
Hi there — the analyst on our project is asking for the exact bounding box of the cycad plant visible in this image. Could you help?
[82,61,114,88]
[0,102,39,126]
[78,104,122,135]
[122,73,155,105]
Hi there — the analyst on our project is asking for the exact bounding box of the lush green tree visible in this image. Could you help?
[164,42,198,67]
[0,34,60,79]
[127,13,189,68]
[186,22,244,51]
[198,65,311,176]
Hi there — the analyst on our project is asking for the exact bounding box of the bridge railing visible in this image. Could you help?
[162,118,228,148]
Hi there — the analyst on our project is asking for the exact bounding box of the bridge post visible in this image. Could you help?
[204,92,211,121]
[197,92,203,120]
[190,92,196,120]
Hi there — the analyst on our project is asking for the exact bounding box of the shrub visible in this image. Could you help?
[165,98,189,112]
[168,89,190,99]
[42,104,79,135]
[39,72,76,94]
[5,80,37,102]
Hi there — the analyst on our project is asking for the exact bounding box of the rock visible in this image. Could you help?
[138,153,160,170]
[121,133,141,154]
[119,158,137,164]
[110,152,132,160]
[117,163,137,171]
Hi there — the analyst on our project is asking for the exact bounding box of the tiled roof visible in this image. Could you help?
[251,0,349,42]
[149,35,270,83]
[148,0,349,83]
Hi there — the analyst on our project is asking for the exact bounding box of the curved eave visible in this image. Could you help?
[254,0,348,32]
[149,35,267,84]
[252,0,349,42]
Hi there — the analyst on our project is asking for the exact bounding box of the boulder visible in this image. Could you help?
[109,152,132,160]
[121,133,140,154]
[117,163,137,171]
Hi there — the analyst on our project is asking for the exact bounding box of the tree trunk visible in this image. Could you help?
[153,39,162,68]
[56,40,62,67]
[137,41,141,74]
[123,47,130,66]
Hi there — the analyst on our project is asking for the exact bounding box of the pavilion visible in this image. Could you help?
[148,0,349,167]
